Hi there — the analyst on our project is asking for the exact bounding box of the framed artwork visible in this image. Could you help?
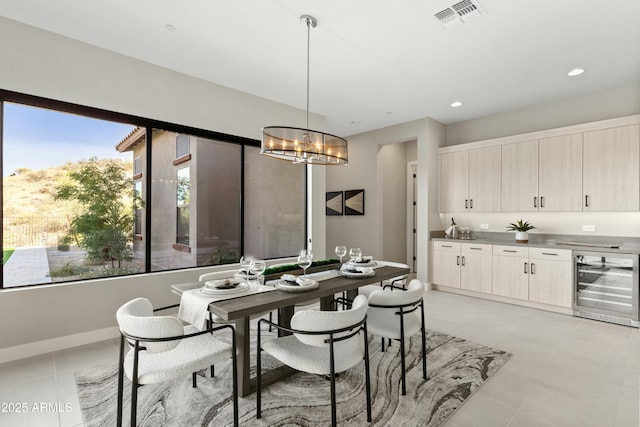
[325,191,343,216]
[344,189,365,215]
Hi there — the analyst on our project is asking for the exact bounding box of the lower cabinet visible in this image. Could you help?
[528,248,572,307]
[460,243,492,293]
[432,241,492,292]
[432,241,461,288]
[492,245,529,300]
[433,240,573,311]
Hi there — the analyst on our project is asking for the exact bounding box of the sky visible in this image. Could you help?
[2,102,136,176]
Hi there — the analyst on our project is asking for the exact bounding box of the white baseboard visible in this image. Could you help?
[0,326,120,365]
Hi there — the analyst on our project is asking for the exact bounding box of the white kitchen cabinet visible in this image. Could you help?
[492,245,529,300]
[432,241,461,288]
[468,147,501,212]
[583,124,640,211]
[440,147,501,213]
[538,133,583,212]
[528,248,572,308]
[440,151,468,213]
[433,241,492,293]
[460,243,492,293]
[501,140,538,212]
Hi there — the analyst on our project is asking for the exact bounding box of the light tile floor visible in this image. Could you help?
[0,290,638,426]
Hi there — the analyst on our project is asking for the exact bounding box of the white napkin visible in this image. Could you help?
[281,274,315,287]
[353,255,374,263]
[341,264,374,274]
[205,277,243,289]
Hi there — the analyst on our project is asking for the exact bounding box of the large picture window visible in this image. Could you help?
[0,91,306,288]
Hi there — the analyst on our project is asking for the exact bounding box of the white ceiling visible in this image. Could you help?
[1,0,639,137]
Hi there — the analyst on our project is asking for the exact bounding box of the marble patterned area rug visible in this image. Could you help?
[76,329,511,426]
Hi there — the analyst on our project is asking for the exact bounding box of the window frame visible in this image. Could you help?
[0,89,308,289]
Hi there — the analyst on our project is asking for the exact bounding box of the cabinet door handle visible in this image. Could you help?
[540,196,544,208]
[465,199,468,209]
[531,262,535,274]
[541,252,558,256]
[469,247,482,250]
[457,256,460,265]
[470,199,473,209]
[585,194,590,207]
[534,197,537,208]
[461,256,465,266]
[503,249,517,253]
[441,245,453,248]
[524,262,528,274]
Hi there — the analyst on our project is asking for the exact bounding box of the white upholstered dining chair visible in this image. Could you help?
[357,260,410,300]
[256,295,372,426]
[116,298,238,426]
[367,279,427,395]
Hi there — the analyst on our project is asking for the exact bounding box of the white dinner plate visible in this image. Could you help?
[200,281,249,295]
[339,270,376,279]
[275,280,319,293]
[346,260,377,268]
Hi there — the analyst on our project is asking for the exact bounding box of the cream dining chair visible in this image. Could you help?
[116,297,238,426]
[366,279,427,395]
[256,295,372,426]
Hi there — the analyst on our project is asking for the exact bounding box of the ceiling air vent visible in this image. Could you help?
[434,0,485,29]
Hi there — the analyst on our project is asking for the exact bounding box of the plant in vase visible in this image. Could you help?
[506,219,535,243]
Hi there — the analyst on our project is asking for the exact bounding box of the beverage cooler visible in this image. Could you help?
[573,251,639,327]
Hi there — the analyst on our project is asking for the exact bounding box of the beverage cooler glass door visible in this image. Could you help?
[574,251,639,324]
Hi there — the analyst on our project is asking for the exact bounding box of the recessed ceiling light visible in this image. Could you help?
[451,101,462,108]
[165,24,176,32]
[567,68,584,77]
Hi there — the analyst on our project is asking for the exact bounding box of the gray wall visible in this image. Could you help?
[327,119,445,284]
[446,83,640,146]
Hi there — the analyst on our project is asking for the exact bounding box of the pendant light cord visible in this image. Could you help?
[305,17,311,131]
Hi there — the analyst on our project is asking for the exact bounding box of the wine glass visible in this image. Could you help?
[349,247,362,263]
[250,260,266,286]
[335,245,347,265]
[297,249,313,277]
[239,256,253,275]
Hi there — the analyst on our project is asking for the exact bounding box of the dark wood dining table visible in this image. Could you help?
[208,265,410,397]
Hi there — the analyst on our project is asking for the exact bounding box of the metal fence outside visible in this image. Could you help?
[3,217,69,248]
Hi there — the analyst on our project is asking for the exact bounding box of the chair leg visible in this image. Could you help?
[116,336,125,427]
[421,301,427,380]
[130,343,140,427]
[363,325,372,422]
[268,312,272,332]
[399,312,406,396]
[130,383,138,427]
[381,336,385,352]
[192,371,197,388]
[329,346,337,427]
[211,365,215,378]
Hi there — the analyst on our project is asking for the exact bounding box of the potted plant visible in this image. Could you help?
[506,219,535,243]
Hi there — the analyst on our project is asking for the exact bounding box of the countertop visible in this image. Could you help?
[430,231,640,255]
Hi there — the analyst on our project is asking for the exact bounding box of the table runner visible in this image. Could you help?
[178,281,277,329]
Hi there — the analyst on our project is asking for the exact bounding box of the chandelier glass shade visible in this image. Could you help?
[261,15,348,165]
[261,126,348,165]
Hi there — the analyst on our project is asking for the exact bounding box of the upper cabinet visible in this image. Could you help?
[501,140,538,212]
[538,133,583,212]
[583,125,640,211]
[439,116,640,214]
[469,147,501,212]
[440,150,469,213]
[440,147,501,213]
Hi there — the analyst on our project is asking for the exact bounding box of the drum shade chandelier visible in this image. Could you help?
[261,15,348,165]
